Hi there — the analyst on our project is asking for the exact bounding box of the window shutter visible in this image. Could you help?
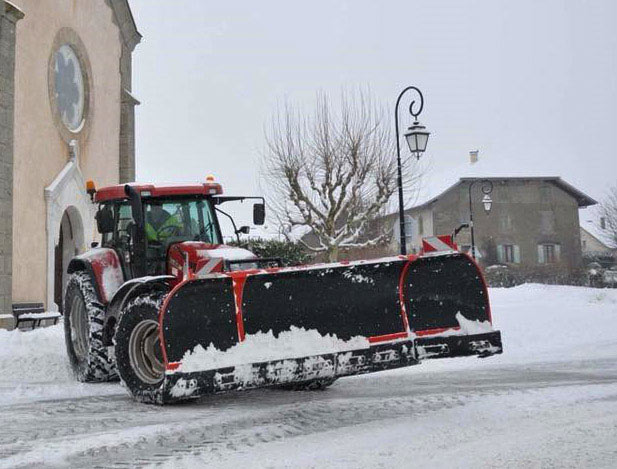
[513,245,521,264]
[537,245,545,264]
[497,245,504,263]
[555,244,561,261]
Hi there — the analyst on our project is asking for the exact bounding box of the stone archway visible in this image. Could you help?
[45,157,95,312]
[53,207,85,311]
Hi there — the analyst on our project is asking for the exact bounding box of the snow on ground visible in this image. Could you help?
[0,284,616,468]
[0,321,118,406]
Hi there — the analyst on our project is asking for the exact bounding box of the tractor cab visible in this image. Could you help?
[91,180,266,281]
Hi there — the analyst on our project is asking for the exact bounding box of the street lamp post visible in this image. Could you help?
[467,179,493,260]
[394,86,430,255]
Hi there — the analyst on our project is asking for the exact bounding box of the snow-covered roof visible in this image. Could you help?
[580,206,616,249]
[408,155,597,210]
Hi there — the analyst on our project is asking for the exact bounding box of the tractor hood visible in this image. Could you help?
[167,242,257,279]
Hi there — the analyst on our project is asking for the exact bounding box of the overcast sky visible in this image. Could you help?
[130,0,616,230]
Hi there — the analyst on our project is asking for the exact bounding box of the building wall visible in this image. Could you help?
[0,2,23,317]
[581,227,615,256]
[11,0,123,306]
[429,180,583,271]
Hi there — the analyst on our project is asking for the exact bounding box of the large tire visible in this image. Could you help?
[64,272,118,382]
[114,293,166,404]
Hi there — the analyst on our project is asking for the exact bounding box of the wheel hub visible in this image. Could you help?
[70,295,89,362]
[128,319,164,384]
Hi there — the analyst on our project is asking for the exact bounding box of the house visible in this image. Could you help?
[0,0,140,327]
[394,177,596,273]
[580,208,616,267]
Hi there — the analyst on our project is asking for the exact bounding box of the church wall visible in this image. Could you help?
[11,0,123,308]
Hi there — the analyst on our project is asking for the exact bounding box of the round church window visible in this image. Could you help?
[53,45,85,132]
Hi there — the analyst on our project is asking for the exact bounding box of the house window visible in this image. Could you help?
[393,215,414,247]
[540,211,555,233]
[540,185,552,202]
[499,214,513,231]
[417,215,424,235]
[497,244,520,264]
[538,243,561,264]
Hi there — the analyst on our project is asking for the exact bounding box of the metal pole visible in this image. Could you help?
[394,86,424,256]
[467,179,493,260]
[468,181,476,260]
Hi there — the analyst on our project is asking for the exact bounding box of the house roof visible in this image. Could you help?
[410,176,597,211]
[406,155,597,211]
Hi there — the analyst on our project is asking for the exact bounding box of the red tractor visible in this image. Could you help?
[64,180,502,404]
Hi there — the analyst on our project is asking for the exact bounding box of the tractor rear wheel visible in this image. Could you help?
[64,272,118,382]
[114,293,166,404]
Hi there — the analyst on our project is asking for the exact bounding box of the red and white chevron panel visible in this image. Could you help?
[422,235,457,253]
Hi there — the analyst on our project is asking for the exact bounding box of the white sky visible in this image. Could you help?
[130,0,616,232]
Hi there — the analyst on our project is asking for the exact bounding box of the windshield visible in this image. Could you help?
[144,198,220,245]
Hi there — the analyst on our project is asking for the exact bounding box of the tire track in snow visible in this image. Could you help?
[2,361,617,468]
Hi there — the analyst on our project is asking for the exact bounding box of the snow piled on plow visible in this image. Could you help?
[175,327,370,373]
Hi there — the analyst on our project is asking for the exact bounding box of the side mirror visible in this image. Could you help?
[95,206,114,234]
[253,203,265,226]
[236,225,250,235]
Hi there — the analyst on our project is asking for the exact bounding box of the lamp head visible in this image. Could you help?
[404,121,430,160]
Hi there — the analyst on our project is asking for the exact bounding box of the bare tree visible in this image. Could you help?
[261,91,421,261]
[600,183,617,246]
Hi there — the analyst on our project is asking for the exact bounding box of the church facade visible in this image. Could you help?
[0,0,140,326]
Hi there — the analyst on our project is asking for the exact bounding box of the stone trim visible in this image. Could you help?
[112,1,141,184]
[119,88,138,182]
[44,160,95,311]
[0,1,23,318]
[106,0,141,52]
[1,1,24,23]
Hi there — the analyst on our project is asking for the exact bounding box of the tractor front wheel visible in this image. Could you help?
[114,293,166,404]
[64,272,118,382]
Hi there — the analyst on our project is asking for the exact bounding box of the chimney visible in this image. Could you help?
[469,150,479,164]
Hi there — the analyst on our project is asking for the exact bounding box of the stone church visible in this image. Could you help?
[0,0,140,324]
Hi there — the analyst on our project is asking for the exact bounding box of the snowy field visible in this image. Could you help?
[1,284,617,468]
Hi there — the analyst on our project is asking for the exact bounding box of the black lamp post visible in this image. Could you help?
[467,179,493,260]
[395,86,430,255]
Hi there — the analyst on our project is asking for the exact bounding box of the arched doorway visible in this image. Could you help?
[54,207,84,313]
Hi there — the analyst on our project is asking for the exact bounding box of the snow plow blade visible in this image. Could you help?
[151,252,502,403]
[162,331,502,402]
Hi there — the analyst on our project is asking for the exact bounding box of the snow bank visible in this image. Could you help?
[490,284,617,363]
[177,327,370,373]
[417,283,617,372]
[0,323,71,383]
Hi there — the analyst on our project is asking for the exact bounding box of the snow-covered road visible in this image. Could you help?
[1,284,616,468]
